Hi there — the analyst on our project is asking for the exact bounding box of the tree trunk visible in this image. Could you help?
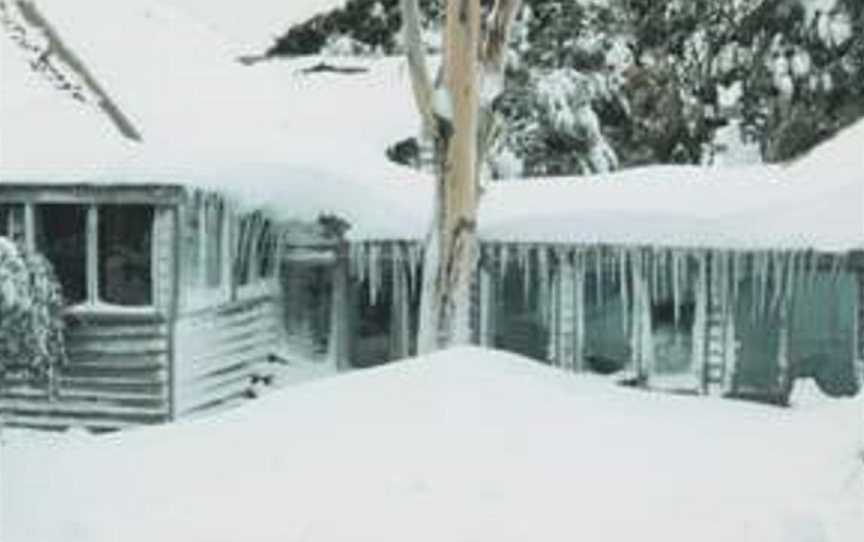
[402,0,521,353]
[417,0,481,352]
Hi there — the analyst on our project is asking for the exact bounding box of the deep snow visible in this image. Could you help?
[1,347,862,542]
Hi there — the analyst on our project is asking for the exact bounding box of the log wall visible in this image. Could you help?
[0,313,171,431]
[173,294,284,417]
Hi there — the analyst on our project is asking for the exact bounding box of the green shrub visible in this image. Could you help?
[0,236,67,378]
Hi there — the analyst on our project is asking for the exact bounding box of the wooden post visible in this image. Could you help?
[22,204,35,252]
[327,244,351,371]
[853,270,864,393]
[478,264,495,347]
[86,204,99,304]
[389,248,411,360]
[691,252,708,393]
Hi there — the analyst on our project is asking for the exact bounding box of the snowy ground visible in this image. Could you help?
[1,347,862,542]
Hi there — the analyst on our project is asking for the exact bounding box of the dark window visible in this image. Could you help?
[98,205,153,306]
[256,220,275,279]
[35,204,87,304]
[0,204,25,242]
[281,260,333,362]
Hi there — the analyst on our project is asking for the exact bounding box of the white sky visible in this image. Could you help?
[167,0,347,51]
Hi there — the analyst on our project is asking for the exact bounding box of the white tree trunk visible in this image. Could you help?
[404,0,521,352]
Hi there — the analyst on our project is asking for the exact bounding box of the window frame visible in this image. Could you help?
[20,201,159,316]
[183,192,233,311]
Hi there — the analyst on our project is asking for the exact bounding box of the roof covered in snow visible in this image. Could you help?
[0,0,429,240]
[2,347,862,542]
[480,119,864,253]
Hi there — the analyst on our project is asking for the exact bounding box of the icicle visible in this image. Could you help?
[782,251,796,310]
[672,249,682,328]
[538,247,550,326]
[618,247,630,333]
[807,250,819,293]
[732,251,743,306]
[498,244,510,282]
[574,249,586,372]
[830,253,843,284]
[757,251,770,319]
[793,250,806,300]
[691,251,708,390]
[721,251,731,316]
[594,247,603,307]
[628,249,642,375]
[770,251,785,315]
[652,248,661,302]
[407,242,420,297]
[368,243,381,305]
[358,242,370,286]
[546,260,560,368]
[518,245,532,306]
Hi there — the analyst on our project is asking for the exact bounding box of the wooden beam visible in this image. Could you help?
[0,184,185,205]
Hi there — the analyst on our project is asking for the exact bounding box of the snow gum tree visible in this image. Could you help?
[401,0,521,352]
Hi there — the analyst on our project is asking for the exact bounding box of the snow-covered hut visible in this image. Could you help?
[467,119,864,403]
[338,119,864,405]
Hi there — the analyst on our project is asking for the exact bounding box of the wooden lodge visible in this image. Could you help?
[0,183,342,430]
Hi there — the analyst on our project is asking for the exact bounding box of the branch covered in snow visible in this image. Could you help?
[400,0,437,136]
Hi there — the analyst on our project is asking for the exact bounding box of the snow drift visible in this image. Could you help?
[2,347,862,542]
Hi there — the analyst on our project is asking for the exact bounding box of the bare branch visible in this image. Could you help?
[400,0,436,136]
[15,0,142,142]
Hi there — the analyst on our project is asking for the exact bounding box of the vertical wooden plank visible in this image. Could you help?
[86,204,99,304]
[23,204,35,251]
[389,250,411,360]
[691,253,708,393]
[168,204,181,420]
[221,200,233,302]
[856,271,864,388]
[197,193,207,289]
[478,265,495,347]
[327,246,350,371]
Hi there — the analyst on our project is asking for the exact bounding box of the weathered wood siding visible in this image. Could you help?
[174,294,284,417]
[0,313,171,431]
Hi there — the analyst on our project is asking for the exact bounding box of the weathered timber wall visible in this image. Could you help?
[173,294,284,417]
[0,313,171,431]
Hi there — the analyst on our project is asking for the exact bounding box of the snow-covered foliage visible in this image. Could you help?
[0,237,67,377]
[2,347,862,541]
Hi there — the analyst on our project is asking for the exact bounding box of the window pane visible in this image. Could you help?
[281,260,333,362]
[35,204,87,304]
[205,199,223,288]
[0,204,25,242]
[99,205,153,306]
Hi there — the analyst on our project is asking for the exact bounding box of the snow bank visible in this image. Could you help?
[2,347,862,542]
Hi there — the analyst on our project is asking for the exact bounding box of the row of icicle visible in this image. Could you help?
[346,241,849,326]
